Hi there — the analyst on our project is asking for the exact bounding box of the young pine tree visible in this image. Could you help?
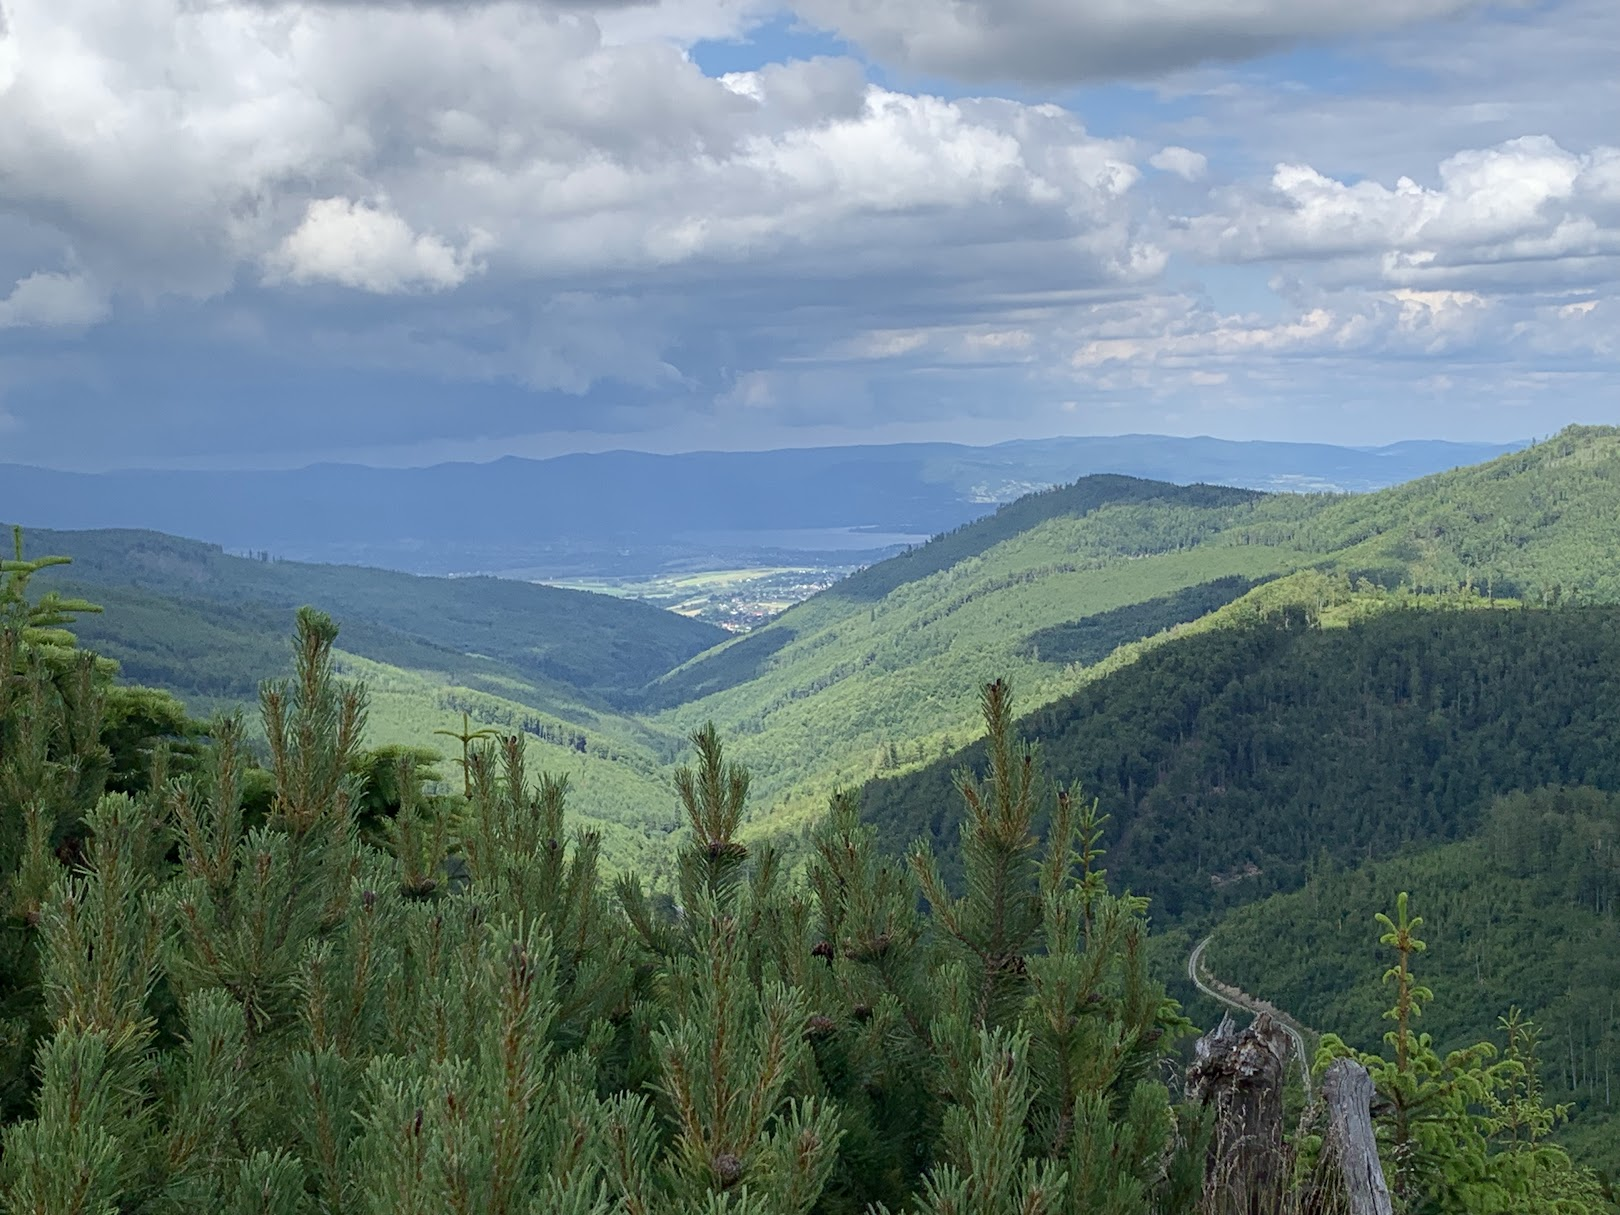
[901,680,1205,1215]
[1317,893,1608,1215]
[0,531,111,1122]
[618,722,845,1214]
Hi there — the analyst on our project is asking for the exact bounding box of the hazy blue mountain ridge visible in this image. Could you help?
[1,434,1520,575]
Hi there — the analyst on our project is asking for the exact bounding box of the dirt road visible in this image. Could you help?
[1188,935,1313,1102]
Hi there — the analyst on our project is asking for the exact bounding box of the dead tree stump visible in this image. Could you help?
[1320,1059,1393,1215]
[1187,1012,1290,1214]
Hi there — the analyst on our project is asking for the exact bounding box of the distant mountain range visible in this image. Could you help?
[1,434,1522,576]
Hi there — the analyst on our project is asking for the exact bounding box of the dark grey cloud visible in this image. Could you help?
[791,0,1507,85]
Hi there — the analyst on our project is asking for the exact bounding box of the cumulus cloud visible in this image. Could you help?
[791,0,1503,84]
[0,0,1149,294]
[0,0,1182,458]
[1051,276,1620,420]
[0,271,108,329]
[269,198,484,293]
[1183,136,1620,291]
[1149,146,1208,181]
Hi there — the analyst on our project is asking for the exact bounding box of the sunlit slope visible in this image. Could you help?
[653,480,1321,826]
[337,653,683,879]
[43,577,687,876]
[1227,424,1620,599]
[24,532,699,876]
[640,477,1274,710]
[25,425,1620,869]
[665,426,1620,836]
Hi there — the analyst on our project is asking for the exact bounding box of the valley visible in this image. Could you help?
[14,423,1620,1186]
[9,1,1612,1204]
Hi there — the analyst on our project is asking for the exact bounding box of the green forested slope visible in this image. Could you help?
[43,578,687,873]
[21,425,1620,871]
[862,604,1620,922]
[17,532,705,875]
[655,426,1620,838]
[19,593,1603,1215]
[1204,787,1620,1176]
[636,478,1274,711]
[824,476,1265,603]
[652,484,1316,828]
[27,527,726,702]
[1227,424,1620,600]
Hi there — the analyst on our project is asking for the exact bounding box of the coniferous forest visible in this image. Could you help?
[5,507,1619,1214]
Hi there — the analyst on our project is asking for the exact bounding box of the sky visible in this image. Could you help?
[0,0,1616,470]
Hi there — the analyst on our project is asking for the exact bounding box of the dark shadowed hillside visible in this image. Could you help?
[1205,787,1620,1176]
[863,604,1620,923]
[28,527,724,704]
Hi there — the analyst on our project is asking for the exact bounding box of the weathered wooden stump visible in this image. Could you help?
[1186,1012,1290,1214]
[1319,1059,1393,1215]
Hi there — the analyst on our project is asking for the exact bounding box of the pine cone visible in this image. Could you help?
[706,840,749,862]
[711,1153,744,1188]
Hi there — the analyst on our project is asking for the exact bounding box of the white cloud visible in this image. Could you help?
[268,198,483,293]
[1150,146,1208,181]
[961,328,1034,355]
[792,0,1504,83]
[0,271,108,329]
[0,0,1150,296]
[1059,280,1612,393]
[1184,136,1620,292]
[844,329,932,359]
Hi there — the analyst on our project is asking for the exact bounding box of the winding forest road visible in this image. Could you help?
[1188,936,1313,1102]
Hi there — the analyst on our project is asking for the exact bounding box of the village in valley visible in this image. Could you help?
[544,565,854,631]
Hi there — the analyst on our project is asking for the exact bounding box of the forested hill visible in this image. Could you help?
[1232,423,1620,602]
[1205,787,1620,1176]
[19,426,1620,872]
[640,476,1302,825]
[861,603,1620,923]
[27,527,724,704]
[19,526,729,875]
[637,475,1265,711]
[825,477,1265,604]
[646,426,1620,835]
